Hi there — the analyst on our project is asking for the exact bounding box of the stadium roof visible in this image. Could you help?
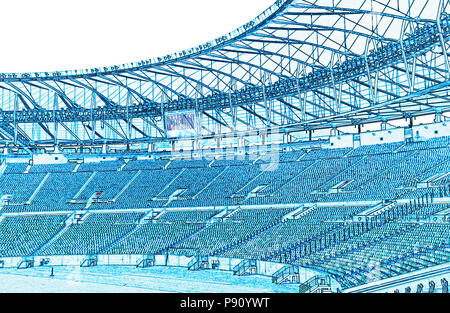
[0,0,449,148]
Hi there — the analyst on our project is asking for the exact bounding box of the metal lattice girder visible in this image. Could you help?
[0,0,450,145]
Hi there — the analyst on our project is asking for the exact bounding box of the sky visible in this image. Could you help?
[0,0,274,73]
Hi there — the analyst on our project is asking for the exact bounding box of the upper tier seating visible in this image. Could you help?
[0,135,448,212]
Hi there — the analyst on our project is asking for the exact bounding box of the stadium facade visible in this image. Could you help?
[0,0,449,293]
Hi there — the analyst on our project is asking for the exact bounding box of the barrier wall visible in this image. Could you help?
[326,134,354,149]
[360,128,405,146]
[412,122,449,140]
[0,254,331,289]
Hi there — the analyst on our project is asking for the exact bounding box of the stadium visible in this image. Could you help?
[0,0,449,294]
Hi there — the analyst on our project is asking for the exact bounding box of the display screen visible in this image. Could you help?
[165,111,197,138]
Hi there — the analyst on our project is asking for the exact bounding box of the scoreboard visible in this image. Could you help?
[165,111,197,138]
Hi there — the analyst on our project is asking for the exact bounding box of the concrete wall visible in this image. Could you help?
[323,121,448,151]
[325,134,354,149]
[360,128,405,146]
[412,121,450,140]
[5,157,30,164]
[33,153,68,165]
[2,122,449,166]
[0,254,327,286]
[83,156,118,163]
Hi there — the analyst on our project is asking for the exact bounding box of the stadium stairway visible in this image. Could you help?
[298,276,333,293]
[187,256,209,271]
[232,259,257,276]
[222,208,240,219]
[157,223,212,255]
[268,160,320,197]
[72,162,82,173]
[192,166,230,200]
[282,204,318,221]
[24,164,32,174]
[137,210,157,224]
[136,255,156,268]
[164,159,173,169]
[71,172,97,201]
[101,210,211,255]
[354,150,419,192]
[31,213,73,256]
[232,170,268,198]
[118,160,129,171]
[414,159,450,188]
[150,209,167,221]
[97,223,141,255]
[111,170,142,203]
[393,142,408,153]
[208,208,231,223]
[152,168,186,200]
[26,173,50,205]
[213,215,287,256]
[0,161,7,175]
[272,265,300,284]
[314,156,367,193]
